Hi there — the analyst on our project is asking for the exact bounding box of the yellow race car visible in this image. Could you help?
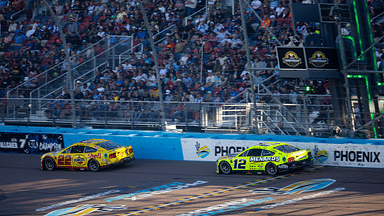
[41,139,135,172]
[216,142,313,175]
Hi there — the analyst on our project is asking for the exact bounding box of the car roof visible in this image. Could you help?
[251,142,287,148]
[72,139,109,147]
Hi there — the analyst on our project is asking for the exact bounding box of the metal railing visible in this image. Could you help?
[10,9,25,20]
[117,25,176,65]
[7,36,109,98]
[27,36,133,100]
[370,11,384,22]
[1,95,383,137]
[7,35,132,99]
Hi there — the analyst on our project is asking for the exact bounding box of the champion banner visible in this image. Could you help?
[180,138,384,168]
[0,132,64,154]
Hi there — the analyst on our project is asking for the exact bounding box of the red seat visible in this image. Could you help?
[79,22,89,33]
[98,16,106,22]
[61,16,68,22]
[41,58,53,66]
[94,47,106,56]
[48,34,58,44]
[84,16,92,22]
[284,17,292,24]
[2,52,11,59]
[277,17,284,25]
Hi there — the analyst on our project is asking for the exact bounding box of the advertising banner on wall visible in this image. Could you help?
[180,138,384,168]
[0,132,64,154]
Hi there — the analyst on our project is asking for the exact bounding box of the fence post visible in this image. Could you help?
[112,39,115,70]
[184,103,188,131]
[93,57,96,73]
[130,102,134,130]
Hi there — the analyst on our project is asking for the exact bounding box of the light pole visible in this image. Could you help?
[137,0,166,131]
[42,0,76,127]
[239,0,258,134]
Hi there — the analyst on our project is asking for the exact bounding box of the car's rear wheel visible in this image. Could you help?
[88,159,100,172]
[44,158,55,171]
[265,163,278,175]
[219,161,232,174]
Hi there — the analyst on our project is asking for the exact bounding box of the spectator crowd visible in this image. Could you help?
[0,0,383,121]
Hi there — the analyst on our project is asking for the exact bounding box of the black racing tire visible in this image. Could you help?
[265,163,278,176]
[44,158,55,171]
[219,161,232,175]
[88,159,100,172]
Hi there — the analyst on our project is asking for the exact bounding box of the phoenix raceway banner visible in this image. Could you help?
[180,138,384,168]
[0,132,64,154]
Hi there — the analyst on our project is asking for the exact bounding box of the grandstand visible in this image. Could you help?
[0,0,383,138]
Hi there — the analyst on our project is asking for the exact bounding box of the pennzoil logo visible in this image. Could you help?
[195,142,209,159]
[309,51,329,67]
[282,51,302,67]
[74,156,85,164]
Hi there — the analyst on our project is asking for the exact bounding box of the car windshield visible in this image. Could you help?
[95,141,122,150]
[274,145,299,153]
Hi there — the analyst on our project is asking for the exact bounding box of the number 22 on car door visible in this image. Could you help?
[57,155,71,167]
[57,147,72,168]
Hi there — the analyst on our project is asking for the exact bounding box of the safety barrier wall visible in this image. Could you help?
[0,126,383,168]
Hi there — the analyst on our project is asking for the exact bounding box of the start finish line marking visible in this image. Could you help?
[118,166,322,216]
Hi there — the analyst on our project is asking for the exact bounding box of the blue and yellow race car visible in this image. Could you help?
[216,142,313,175]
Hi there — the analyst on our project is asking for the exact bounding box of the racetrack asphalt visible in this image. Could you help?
[0,153,384,216]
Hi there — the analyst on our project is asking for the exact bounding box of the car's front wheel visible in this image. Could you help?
[44,158,55,171]
[265,163,278,175]
[219,161,232,174]
[88,159,100,172]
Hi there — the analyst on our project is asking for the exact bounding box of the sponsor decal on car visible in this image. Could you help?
[249,156,280,162]
[74,156,85,165]
[87,153,101,159]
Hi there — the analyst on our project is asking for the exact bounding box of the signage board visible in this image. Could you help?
[181,138,384,168]
[277,47,307,70]
[0,132,64,154]
[277,47,340,71]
